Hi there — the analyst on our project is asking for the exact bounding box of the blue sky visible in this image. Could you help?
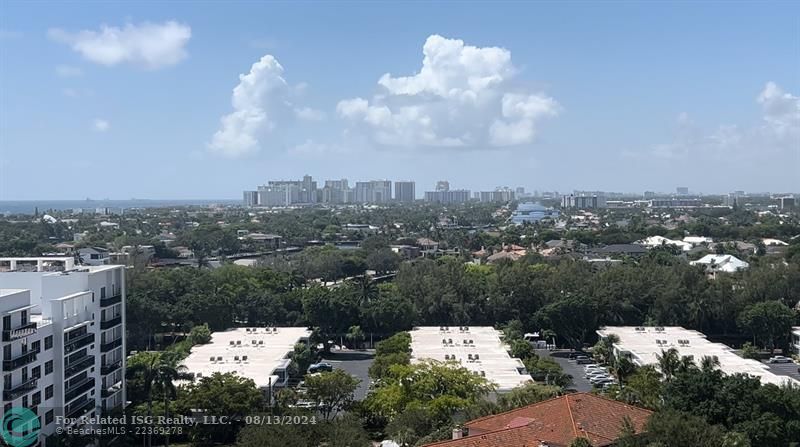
[1,1,798,200]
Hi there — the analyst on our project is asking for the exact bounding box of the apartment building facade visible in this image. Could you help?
[0,257,126,445]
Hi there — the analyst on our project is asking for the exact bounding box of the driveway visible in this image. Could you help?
[537,349,593,392]
[321,349,375,400]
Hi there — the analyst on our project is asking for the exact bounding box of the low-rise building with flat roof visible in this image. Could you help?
[409,326,531,392]
[181,327,311,391]
[597,326,799,387]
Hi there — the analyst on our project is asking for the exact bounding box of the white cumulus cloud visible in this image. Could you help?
[635,82,799,161]
[93,119,109,132]
[208,55,291,157]
[48,21,191,69]
[337,34,559,149]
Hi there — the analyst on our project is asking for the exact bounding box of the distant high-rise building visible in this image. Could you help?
[355,180,392,203]
[515,187,525,196]
[435,180,450,192]
[394,181,416,202]
[479,187,515,202]
[322,179,350,204]
[561,194,607,209]
[676,186,689,196]
[644,191,656,199]
[779,196,795,210]
[243,191,259,207]
[424,189,470,204]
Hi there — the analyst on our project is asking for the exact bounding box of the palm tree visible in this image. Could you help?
[127,352,160,447]
[127,351,189,447]
[351,275,378,305]
[656,348,680,381]
[345,325,365,350]
[677,355,695,374]
[700,355,720,372]
[153,352,191,447]
[610,356,636,388]
[593,334,619,365]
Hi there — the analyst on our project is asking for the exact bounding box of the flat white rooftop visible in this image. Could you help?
[409,326,531,392]
[181,327,311,389]
[597,326,799,387]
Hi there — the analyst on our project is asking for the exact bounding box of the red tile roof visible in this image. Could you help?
[423,393,652,447]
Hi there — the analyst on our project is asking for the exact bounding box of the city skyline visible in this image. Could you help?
[1,2,799,200]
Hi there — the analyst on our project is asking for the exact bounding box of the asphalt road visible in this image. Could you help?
[322,349,375,400]
[537,349,594,392]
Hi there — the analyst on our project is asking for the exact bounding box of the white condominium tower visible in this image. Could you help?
[0,257,126,445]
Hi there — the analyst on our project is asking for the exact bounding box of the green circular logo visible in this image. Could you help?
[1,407,40,447]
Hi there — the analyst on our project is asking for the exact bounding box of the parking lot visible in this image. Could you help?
[321,349,375,400]
[536,349,593,392]
[763,360,800,384]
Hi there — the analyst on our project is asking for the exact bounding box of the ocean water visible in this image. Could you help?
[0,199,240,215]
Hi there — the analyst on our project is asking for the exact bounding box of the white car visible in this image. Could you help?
[767,356,794,364]
[590,376,615,385]
[584,365,605,372]
[586,371,609,379]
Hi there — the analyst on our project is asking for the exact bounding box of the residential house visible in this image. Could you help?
[77,247,110,266]
[690,254,749,273]
[424,393,651,447]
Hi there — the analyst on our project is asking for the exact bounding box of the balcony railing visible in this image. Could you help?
[65,356,95,379]
[2,322,38,341]
[3,377,37,400]
[100,294,121,307]
[2,348,39,371]
[66,398,95,420]
[65,377,95,402]
[64,333,94,354]
[101,360,122,375]
[100,338,122,352]
[100,315,122,330]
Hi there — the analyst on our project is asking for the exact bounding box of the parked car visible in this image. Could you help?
[584,365,604,371]
[590,376,615,385]
[767,356,794,364]
[569,351,590,360]
[307,362,334,373]
[586,371,609,379]
[576,358,595,365]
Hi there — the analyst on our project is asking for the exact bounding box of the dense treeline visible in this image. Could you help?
[127,253,800,353]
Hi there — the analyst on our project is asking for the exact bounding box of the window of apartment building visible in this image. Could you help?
[45,385,53,399]
[22,396,27,408]
[3,345,10,361]
[3,374,10,390]
[4,403,11,415]
[100,286,106,299]
[2,315,10,331]
[45,360,53,375]
[32,366,41,379]
[21,310,27,325]
[45,335,53,350]
[32,391,40,406]
[31,340,41,352]
[45,410,54,425]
